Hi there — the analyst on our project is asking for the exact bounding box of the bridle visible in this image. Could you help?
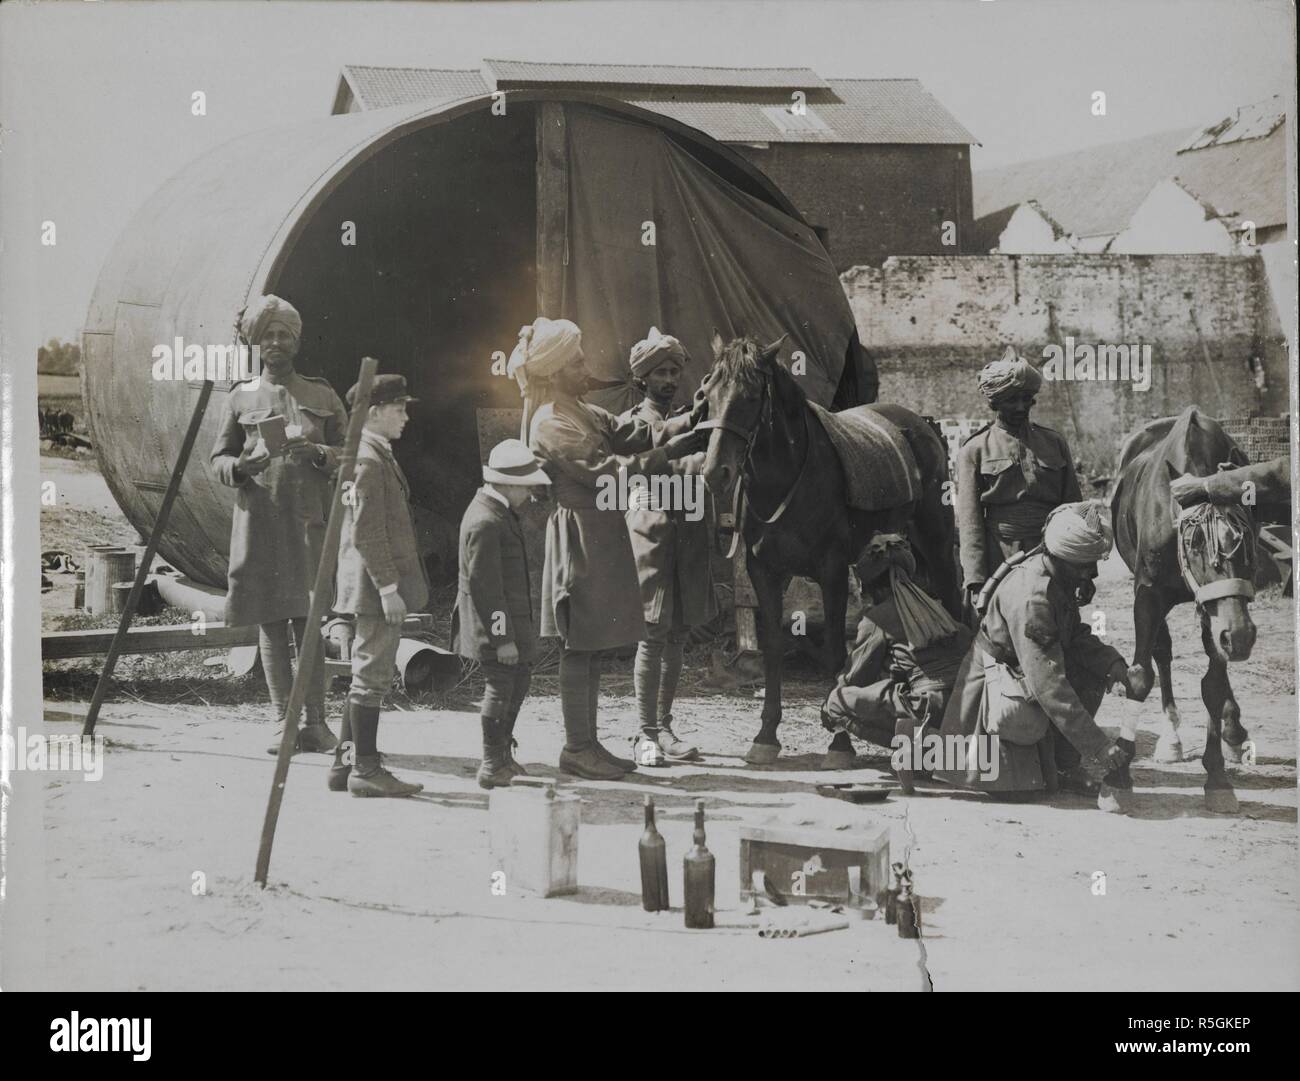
[698,365,814,557]
[1173,499,1257,605]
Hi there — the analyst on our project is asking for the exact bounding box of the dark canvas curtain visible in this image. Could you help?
[561,106,861,414]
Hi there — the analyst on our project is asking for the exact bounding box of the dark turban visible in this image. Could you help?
[978,351,1042,405]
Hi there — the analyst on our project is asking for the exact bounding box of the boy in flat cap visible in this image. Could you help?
[452,439,551,788]
[330,374,429,798]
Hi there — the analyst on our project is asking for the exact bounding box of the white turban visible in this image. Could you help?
[507,317,582,395]
[1044,500,1114,563]
[629,326,687,379]
[239,294,302,344]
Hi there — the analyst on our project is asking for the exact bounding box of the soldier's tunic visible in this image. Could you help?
[955,420,1081,588]
[210,371,346,627]
[934,552,1123,792]
[530,393,670,651]
[617,397,718,631]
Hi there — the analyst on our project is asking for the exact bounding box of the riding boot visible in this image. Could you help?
[298,699,338,754]
[328,700,355,791]
[589,654,636,771]
[476,716,514,789]
[558,649,623,780]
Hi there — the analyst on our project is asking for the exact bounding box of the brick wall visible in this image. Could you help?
[738,144,974,272]
[841,253,1288,470]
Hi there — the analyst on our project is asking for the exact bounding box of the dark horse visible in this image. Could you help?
[699,333,961,765]
[1111,408,1258,813]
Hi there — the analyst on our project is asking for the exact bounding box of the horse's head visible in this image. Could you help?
[699,331,786,505]
[1171,469,1259,661]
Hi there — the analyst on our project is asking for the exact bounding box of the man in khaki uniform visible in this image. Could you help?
[935,501,1135,806]
[619,327,716,763]
[956,352,1081,612]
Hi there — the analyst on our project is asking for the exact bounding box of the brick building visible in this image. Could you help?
[330,58,978,270]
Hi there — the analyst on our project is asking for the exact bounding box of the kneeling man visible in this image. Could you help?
[934,500,1134,805]
[821,534,972,789]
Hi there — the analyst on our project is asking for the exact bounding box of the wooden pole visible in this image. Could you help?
[255,357,377,887]
[83,380,214,738]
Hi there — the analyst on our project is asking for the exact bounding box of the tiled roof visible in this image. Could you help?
[1175,123,1288,229]
[483,57,830,90]
[335,64,977,145]
[974,126,1197,240]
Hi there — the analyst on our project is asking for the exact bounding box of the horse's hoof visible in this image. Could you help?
[1126,665,1152,703]
[1153,736,1184,763]
[820,749,856,770]
[1204,785,1240,814]
[744,741,781,765]
[1222,741,1246,764]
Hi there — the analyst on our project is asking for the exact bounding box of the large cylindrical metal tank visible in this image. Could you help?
[83,91,862,588]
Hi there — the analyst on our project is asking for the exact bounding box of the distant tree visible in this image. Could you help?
[37,337,81,375]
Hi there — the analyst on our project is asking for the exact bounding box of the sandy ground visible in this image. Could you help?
[28,454,1300,991]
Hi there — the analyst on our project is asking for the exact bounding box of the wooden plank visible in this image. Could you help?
[738,823,888,852]
[44,621,257,660]
[535,101,569,318]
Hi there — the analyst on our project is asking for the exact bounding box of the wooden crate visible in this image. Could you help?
[739,822,889,907]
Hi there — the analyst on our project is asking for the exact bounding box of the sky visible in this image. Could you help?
[0,0,1294,346]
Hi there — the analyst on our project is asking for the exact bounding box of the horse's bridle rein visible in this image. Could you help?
[697,365,814,558]
[1173,498,1257,606]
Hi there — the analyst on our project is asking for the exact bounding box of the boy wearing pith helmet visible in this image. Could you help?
[452,439,550,788]
[330,373,429,798]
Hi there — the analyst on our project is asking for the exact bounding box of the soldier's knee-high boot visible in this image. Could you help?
[589,653,636,771]
[294,617,336,753]
[557,649,622,780]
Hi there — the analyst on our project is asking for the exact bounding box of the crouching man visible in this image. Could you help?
[820,534,972,790]
[934,500,1135,810]
[329,374,428,798]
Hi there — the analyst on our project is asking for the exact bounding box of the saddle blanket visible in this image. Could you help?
[808,403,922,512]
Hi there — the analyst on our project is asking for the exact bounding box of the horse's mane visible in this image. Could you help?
[715,335,806,408]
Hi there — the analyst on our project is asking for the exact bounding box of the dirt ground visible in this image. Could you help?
[27,454,1300,991]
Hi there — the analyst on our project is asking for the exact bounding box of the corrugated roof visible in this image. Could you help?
[341,65,489,110]
[483,57,830,90]
[1174,123,1288,229]
[974,126,1197,239]
[336,64,977,145]
[1180,96,1285,152]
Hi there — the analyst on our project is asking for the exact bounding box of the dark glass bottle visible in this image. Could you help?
[884,862,904,925]
[638,794,670,912]
[683,798,715,929]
